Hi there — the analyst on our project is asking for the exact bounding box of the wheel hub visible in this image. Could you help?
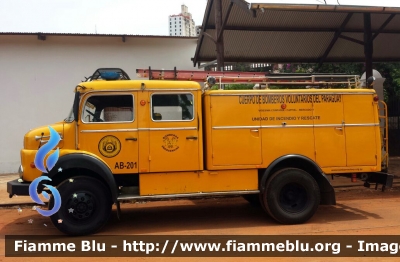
[67,192,95,220]
[279,183,307,213]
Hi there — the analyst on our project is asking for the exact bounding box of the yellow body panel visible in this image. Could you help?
[209,95,262,166]
[76,80,201,93]
[137,91,151,173]
[203,89,381,173]
[322,165,380,174]
[21,122,77,181]
[343,95,378,166]
[313,99,346,167]
[139,169,258,195]
[259,97,315,167]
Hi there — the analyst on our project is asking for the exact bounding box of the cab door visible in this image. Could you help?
[147,91,200,172]
[78,92,139,174]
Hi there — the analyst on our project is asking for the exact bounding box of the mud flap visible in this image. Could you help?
[364,172,394,192]
[116,201,121,220]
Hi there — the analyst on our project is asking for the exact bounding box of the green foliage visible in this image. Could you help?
[224,84,254,90]
[374,63,400,99]
[268,85,309,90]
[209,84,253,90]
[315,63,364,75]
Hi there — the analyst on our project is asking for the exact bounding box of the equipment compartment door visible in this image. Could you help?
[313,93,347,167]
[78,92,139,174]
[147,92,200,172]
[210,94,262,166]
[343,94,377,166]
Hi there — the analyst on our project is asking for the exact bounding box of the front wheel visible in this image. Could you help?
[49,176,113,236]
[261,168,320,224]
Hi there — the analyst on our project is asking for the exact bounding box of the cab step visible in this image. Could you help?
[117,190,260,201]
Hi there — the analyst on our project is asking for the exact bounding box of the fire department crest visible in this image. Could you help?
[162,134,179,152]
[99,135,121,158]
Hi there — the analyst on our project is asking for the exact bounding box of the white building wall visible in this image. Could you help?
[0,34,200,173]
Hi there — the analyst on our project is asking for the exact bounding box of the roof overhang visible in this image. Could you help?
[0,32,198,42]
[193,0,400,66]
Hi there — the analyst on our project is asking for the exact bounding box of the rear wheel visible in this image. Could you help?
[261,168,320,224]
[49,176,113,236]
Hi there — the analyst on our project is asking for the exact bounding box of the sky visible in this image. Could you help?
[0,0,399,35]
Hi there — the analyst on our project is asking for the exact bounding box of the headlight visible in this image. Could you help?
[18,165,23,178]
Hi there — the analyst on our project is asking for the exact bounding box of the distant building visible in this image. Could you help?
[195,25,201,36]
[169,5,196,36]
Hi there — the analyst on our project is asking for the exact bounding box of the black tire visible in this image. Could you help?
[48,176,113,236]
[261,168,320,224]
[242,194,261,206]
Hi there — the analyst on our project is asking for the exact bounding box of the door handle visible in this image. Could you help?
[126,137,137,141]
[335,127,343,131]
[250,129,259,132]
[186,136,198,140]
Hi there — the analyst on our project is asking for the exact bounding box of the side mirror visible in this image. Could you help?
[203,76,217,91]
[367,76,376,88]
[73,91,80,122]
[207,76,216,86]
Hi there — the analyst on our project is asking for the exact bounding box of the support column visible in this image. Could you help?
[215,0,225,70]
[364,13,373,81]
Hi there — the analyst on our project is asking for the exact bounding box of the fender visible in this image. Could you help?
[260,154,336,205]
[43,153,118,203]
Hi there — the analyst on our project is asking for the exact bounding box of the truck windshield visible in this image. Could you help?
[65,107,74,123]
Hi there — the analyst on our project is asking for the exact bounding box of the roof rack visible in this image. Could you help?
[85,68,130,82]
[136,67,362,89]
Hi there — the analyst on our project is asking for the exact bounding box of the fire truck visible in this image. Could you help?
[7,67,393,236]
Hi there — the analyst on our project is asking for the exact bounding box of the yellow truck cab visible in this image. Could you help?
[7,68,394,236]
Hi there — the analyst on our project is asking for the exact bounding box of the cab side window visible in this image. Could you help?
[82,94,134,123]
[151,93,194,121]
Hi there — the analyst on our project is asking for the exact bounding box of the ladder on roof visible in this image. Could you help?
[136,67,361,88]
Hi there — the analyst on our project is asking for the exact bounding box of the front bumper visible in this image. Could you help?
[18,165,23,178]
[7,179,30,198]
